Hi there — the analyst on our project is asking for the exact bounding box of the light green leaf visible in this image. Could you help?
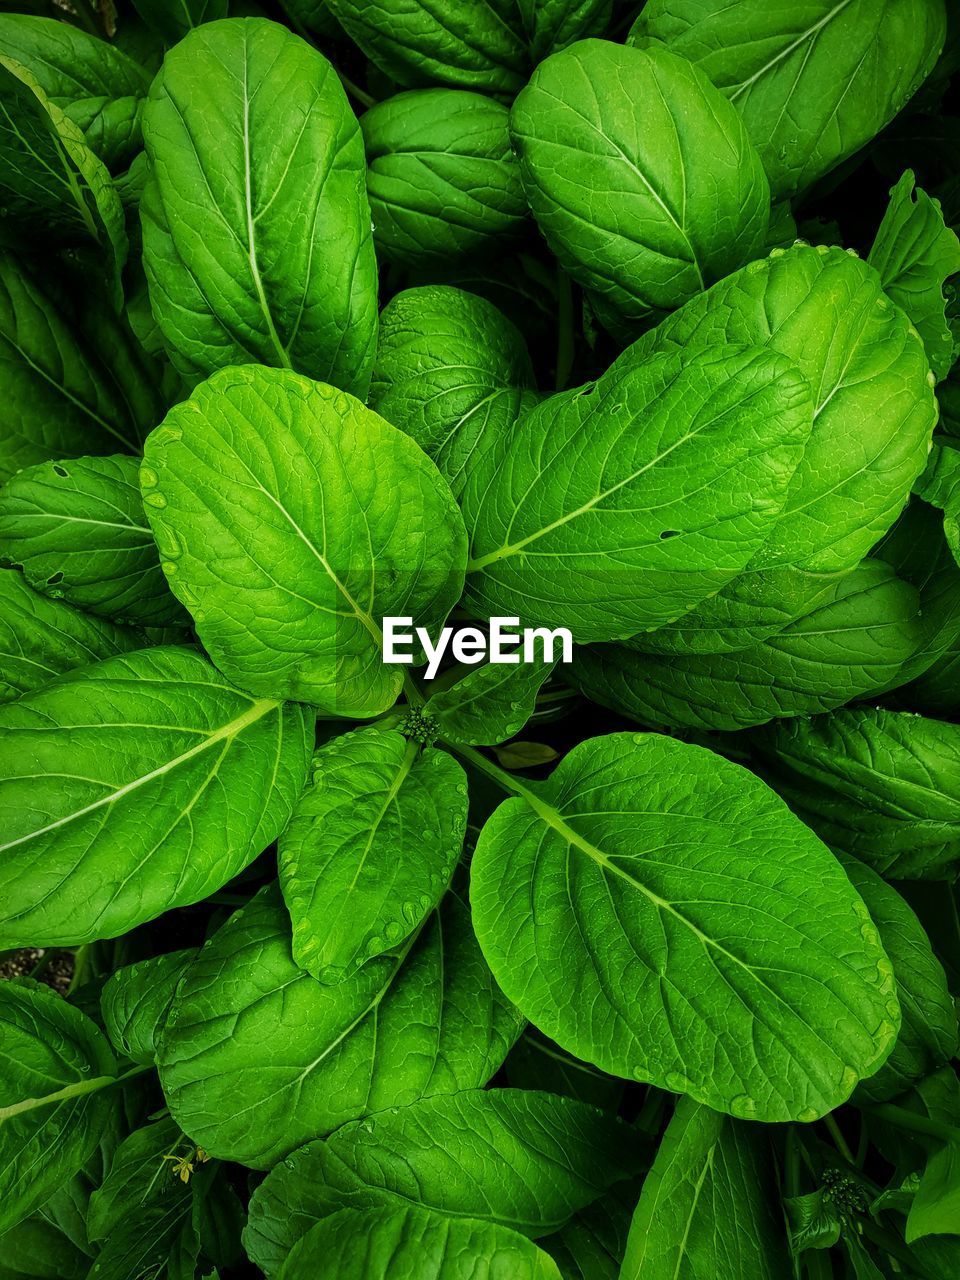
[628,244,937,579]
[471,732,899,1122]
[620,1098,791,1279]
[0,646,310,946]
[511,38,769,320]
[633,0,948,198]
[0,57,126,289]
[369,285,535,499]
[429,659,556,746]
[750,707,960,879]
[141,366,466,713]
[276,1206,564,1280]
[362,90,526,268]
[0,981,119,1236]
[0,15,150,169]
[907,1143,960,1242]
[279,727,467,981]
[463,344,811,642]
[100,950,199,1066]
[158,884,524,1169]
[0,568,140,704]
[141,17,377,393]
[869,170,960,380]
[245,1088,642,1275]
[0,455,189,628]
[573,558,923,732]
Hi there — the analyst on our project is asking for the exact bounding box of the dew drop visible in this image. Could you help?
[401,901,419,924]
[140,466,158,487]
[730,1094,758,1118]
[797,1107,819,1123]
[366,935,383,956]
[664,1071,691,1093]
[144,492,167,509]
[384,920,403,942]
[162,562,178,576]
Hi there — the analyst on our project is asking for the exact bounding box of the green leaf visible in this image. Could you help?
[628,244,937,579]
[100,950,199,1066]
[132,0,229,44]
[0,568,140,704]
[0,57,126,289]
[633,0,948,198]
[158,884,524,1169]
[784,1191,842,1254]
[87,1116,186,1242]
[245,1088,642,1275]
[511,38,769,320]
[869,171,960,380]
[471,732,899,1122]
[493,741,560,768]
[908,1143,960,1242]
[873,498,960,696]
[503,1028,624,1113]
[620,1098,791,1279]
[840,858,958,1103]
[540,1181,637,1280]
[0,455,189,627]
[87,1182,194,1280]
[0,646,310,946]
[323,0,611,94]
[571,558,923,732]
[276,1206,564,1280]
[916,437,960,567]
[141,16,377,393]
[362,89,526,268]
[279,727,467,981]
[429,659,556,746]
[0,981,119,1236]
[141,366,466,713]
[0,251,160,482]
[0,1214,89,1280]
[369,285,535,498]
[463,344,811,643]
[0,15,150,170]
[750,707,960,879]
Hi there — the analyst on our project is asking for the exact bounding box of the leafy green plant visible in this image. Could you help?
[0,4,959,1280]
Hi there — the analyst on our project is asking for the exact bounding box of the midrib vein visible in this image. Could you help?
[1,695,279,853]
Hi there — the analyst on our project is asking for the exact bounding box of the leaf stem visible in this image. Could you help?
[862,1102,960,1147]
[402,670,425,710]
[445,741,535,800]
[337,70,377,110]
[824,1113,855,1164]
